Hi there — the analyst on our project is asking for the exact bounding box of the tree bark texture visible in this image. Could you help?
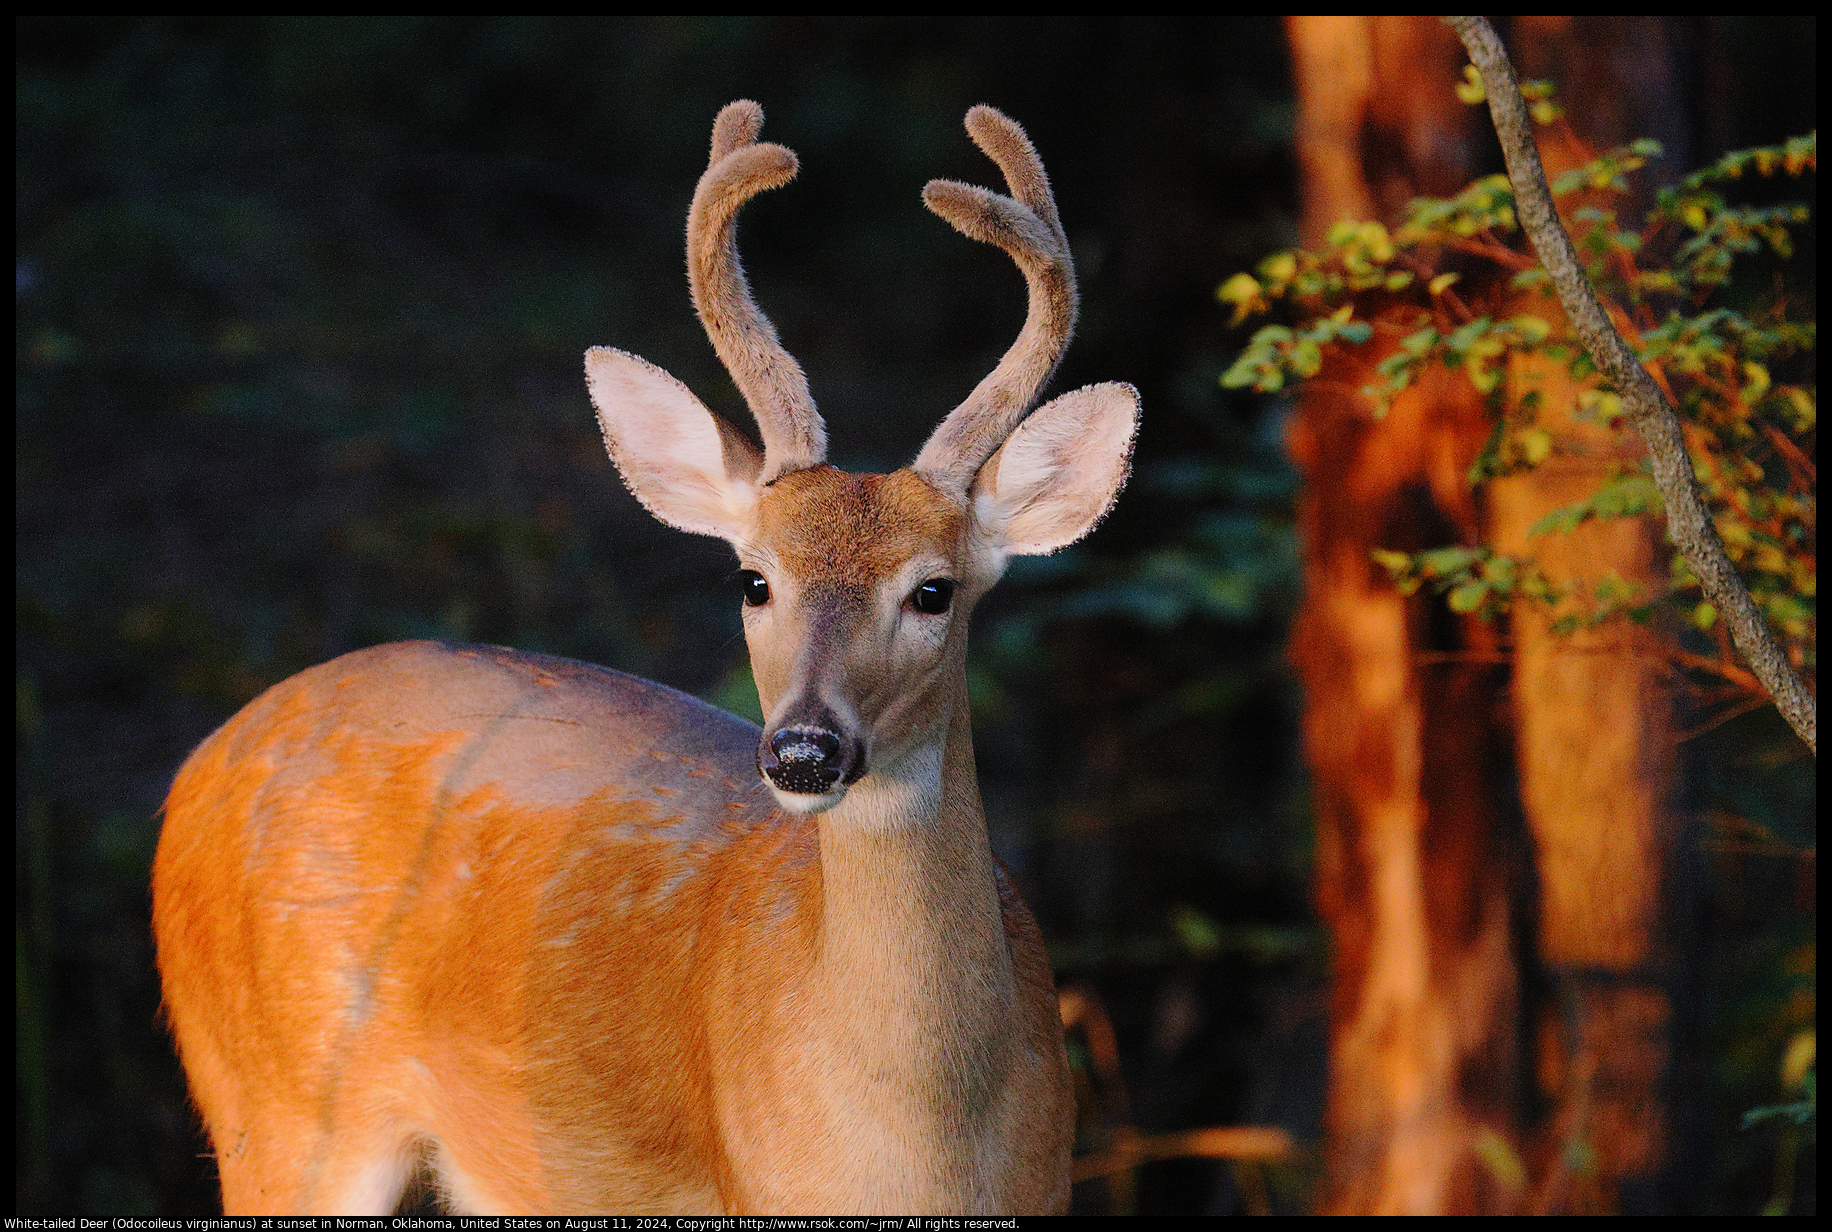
[1284,16,1683,1213]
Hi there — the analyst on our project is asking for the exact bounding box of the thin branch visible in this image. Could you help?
[1675,692,1783,744]
[1071,1125,1295,1182]
[1409,645,1764,693]
[1439,233,1539,270]
[1761,421,1816,488]
[1447,16,1816,754]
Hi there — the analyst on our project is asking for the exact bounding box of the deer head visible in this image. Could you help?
[585,101,1138,815]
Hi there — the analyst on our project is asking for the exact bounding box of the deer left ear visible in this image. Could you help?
[971,382,1139,556]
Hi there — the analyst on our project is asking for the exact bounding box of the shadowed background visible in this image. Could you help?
[15,16,1813,1214]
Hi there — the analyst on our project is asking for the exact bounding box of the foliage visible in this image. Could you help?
[1223,82,1817,1213]
[1221,108,1815,687]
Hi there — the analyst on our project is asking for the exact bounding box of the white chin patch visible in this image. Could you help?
[768,783,849,814]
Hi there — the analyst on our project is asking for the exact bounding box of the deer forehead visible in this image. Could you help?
[755,467,964,586]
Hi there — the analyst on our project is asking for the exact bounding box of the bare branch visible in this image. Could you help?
[1447,15,1816,754]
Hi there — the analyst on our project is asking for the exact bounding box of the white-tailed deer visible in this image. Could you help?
[153,101,1139,1216]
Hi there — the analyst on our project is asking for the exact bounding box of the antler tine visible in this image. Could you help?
[688,100,827,480]
[912,105,1079,492]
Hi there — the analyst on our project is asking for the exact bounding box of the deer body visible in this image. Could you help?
[157,640,1066,1212]
[155,102,1137,1215]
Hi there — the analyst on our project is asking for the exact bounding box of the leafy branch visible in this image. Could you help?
[1447,15,1815,753]
[1219,26,1815,751]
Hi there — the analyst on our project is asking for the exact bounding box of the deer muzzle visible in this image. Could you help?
[758,705,867,810]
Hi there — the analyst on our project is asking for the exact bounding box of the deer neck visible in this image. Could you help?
[807,676,1018,1120]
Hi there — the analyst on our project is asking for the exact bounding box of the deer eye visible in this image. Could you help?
[910,578,956,615]
[740,570,772,607]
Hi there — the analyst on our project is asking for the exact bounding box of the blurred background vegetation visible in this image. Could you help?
[14,17,1812,1214]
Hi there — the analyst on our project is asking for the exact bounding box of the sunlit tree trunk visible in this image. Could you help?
[1286,17,1519,1213]
[1284,15,1681,1213]
[1487,349,1678,1214]
[1493,23,1684,1210]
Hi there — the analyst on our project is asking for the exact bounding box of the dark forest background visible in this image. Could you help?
[15,17,1814,1215]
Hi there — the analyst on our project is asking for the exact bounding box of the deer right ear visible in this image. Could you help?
[586,346,764,540]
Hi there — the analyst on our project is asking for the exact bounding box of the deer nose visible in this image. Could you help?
[760,724,865,795]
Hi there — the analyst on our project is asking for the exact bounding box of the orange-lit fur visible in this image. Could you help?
[154,100,1133,1217]
[155,639,1072,1214]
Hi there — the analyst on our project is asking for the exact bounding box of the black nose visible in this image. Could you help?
[760,726,860,794]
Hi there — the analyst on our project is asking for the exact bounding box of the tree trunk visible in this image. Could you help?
[1284,15,1682,1213]
[1487,18,1684,1212]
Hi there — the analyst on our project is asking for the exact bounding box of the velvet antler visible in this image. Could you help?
[687,100,828,480]
[912,106,1079,493]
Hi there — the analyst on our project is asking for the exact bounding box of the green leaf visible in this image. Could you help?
[1473,1127,1528,1193]
[1478,555,1518,589]
[1528,472,1662,536]
[1447,581,1489,613]
[1454,64,1486,105]
[1170,904,1223,960]
[1742,361,1771,402]
[1219,356,1261,389]
[1292,339,1323,376]
[1518,427,1553,465]
[1356,221,1395,263]
[1446,317,1493,354]
[1218,271,1260,304]
[1508,315,1551,344]
[1325,219,1362,248]
[1742,1100,1815,1129]
[1258,251,1298,283]
[1418,546,1480,576]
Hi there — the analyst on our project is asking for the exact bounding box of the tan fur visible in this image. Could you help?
[154,101,1139,1217]
[757,467,965,582]
[155,628,1072,1214]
